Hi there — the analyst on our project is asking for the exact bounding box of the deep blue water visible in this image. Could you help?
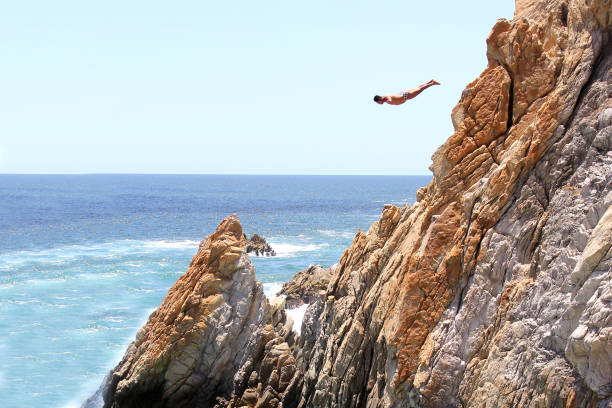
[0,174,430,407]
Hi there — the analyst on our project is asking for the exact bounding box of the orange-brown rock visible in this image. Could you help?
[297,1,611,407]
[96,215,255,406]
[92,215,301,408]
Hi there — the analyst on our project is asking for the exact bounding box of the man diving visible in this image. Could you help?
[374,79,440,105]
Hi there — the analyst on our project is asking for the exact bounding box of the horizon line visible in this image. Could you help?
[0,172,433,177]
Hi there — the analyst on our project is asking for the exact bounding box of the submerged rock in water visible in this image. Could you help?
[278,264,335,309]
[244,233,276,257]
[88,1,612,406]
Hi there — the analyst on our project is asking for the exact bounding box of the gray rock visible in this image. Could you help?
[279,265,335,308]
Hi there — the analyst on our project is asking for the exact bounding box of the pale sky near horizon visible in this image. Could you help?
[0,1,514,175]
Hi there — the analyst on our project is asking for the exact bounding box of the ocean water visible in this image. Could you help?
[0,174,430,407]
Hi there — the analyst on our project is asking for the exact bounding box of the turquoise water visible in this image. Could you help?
[0,175,430,407]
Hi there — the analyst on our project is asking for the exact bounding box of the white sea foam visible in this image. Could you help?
[140,240,200,250]
[263,282,284,299]
[262,283,309,334]
[317,229,354,239]
[268,242,327,258]
[0,239,200,270]
[286,304,309,335]
[124,262,143,267]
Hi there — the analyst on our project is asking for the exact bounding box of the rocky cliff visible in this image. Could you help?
[90,0,611,406]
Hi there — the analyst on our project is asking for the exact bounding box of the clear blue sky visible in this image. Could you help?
[0,1,514,175]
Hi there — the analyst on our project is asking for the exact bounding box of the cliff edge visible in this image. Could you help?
[90,0,611,406]
[298,0,611,406]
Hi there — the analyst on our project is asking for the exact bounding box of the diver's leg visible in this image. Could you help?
[403,80,439,100]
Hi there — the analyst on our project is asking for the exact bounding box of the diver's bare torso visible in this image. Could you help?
[374,79,440,105]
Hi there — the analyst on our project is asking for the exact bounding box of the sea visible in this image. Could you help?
[0,174,430,407]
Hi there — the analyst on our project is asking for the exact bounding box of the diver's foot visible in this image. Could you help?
[431,79,440,85]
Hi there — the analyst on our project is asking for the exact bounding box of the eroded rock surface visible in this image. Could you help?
[90,215,299,408]
[278,265,335,308]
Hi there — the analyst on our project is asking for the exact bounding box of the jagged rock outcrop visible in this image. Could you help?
[88,215,299,408]
[278,265,335,308]
[224,295,299,408]
[245,234,276,257]
[90,0,611,407]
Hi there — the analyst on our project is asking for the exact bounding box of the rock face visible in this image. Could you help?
[245,234,276,257]
[295,1,611,406]
[91,0,611,407]
[92,215,299,408]
[225,295,299,408]
[278,265,335,308]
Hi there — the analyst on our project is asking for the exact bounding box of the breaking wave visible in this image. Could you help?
[0,239,199,271]
[262,282,284,299]
[268,242,327,258]
[286,303,309,335]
